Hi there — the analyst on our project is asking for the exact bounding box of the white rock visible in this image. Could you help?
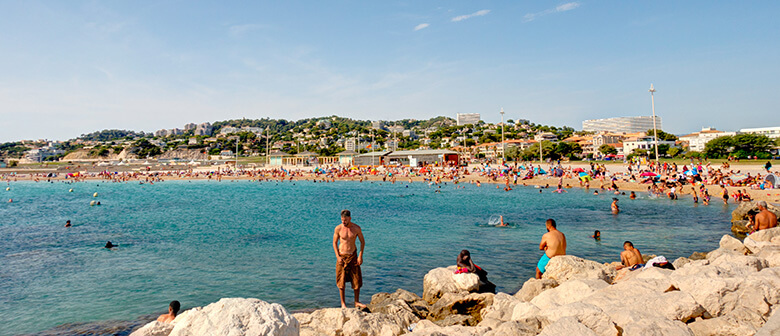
[129,321,175,336]
[619,317,694,336]
[541,255,616,284]
[537,316,599,336]
[169,298,298,336]
[756,307,780,336]
[482,321,539,336]
[744,227,780,254]
[405,320,490,336]
[530,279,609,310]
[538,302,619,336]
[296,307,411,336]
[688,315,758,336]
[423,266,461,304]
[480,293,520,322]
[514,278,558,302]
[755,245,780,267]
[708,253,768,274]
[452,273,480,292]
[718,235,749,255]
[510,301,542,322]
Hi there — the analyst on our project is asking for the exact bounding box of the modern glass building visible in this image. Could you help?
[582,116,662,133]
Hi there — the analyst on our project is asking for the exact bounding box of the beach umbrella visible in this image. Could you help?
[640,172,657,177]
[573,168,585,173]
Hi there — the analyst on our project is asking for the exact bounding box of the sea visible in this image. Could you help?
[0,179,735,335]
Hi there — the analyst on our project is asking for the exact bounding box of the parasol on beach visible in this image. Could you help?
[573,168,585,173]
[640,172,658,177]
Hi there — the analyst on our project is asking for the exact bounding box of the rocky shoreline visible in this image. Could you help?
[126,223,780,335]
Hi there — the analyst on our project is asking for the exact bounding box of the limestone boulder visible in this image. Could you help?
[744,227,780,254]
[541,255,616,284]
[369,289,429,320]
[707,253,769,275]
[295,307,410,336]
[538,302,619,336]
[618,317,694,336]
[510,301,543,323]
[479,293,520,322]
[452,273,480,292]
[530,279,609,310]
[423,266,468,304]
[405,319,490,336]
[673,257,692,270]
[756,307,780,336]
[482,321,539,336]
[537,316,599,336]
[169,298,298,336]
[582,279,704,323]
[428,292,494,326]
[718,235,749,255]
[688,314,758,336]
[129,321,175,336]
[514,278,558,302]
[731,201,780,223]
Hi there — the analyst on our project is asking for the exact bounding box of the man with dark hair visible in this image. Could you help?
[333,209,366,309]
[536,219,566,279]
[617,241,643,270]
[156,300,181,323]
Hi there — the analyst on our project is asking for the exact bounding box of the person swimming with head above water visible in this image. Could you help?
[591,230,601,240]
[611,198,619,214]
[104,241,118,249]
[157,300,181,323]
[536,219,567,279]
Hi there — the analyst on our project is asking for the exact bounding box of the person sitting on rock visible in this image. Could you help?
[536,219,567,279]
[157,300,181,323]
[454,250,496,293]
[616,241,644,270]
[755,201,778,232]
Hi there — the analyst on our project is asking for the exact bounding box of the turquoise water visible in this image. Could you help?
[1,180,734,335]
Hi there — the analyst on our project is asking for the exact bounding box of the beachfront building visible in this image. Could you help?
[739,126,780,139]
[336,150,357,166]
[353,151,391,166]
[679,128,737,152]
[456,113,481,126]
[582,116,662,134]
[622,136,677,155]
[268,151,289,165]
[23,146,64,162]
[385,150,459,167]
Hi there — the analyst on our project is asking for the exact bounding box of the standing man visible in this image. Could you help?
[755,201,778,231]
[536,219,567,279]
[333,209,366,309]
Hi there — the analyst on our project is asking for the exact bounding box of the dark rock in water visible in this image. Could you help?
[20,314,156,336]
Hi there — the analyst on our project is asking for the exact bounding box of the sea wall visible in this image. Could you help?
[131,227,780,336]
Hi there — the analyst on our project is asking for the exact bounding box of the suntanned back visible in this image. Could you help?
[543,230,567,258]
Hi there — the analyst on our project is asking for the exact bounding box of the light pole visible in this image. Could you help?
[649,84,659,171]
[500,108,505,164]
[265,127,270,166]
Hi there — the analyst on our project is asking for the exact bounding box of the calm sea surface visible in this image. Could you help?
[0,180,734,335]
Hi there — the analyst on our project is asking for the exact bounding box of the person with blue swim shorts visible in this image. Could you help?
[536,219,567,279]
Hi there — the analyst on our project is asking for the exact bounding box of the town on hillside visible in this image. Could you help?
[1,114,778,168]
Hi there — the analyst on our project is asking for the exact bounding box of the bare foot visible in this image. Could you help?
[341,304,348,309]
[354,302,367,309]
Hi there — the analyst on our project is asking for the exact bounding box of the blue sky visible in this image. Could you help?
[1,1,778,142]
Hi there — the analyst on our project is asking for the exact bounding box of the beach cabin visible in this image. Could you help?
[386,149,460,167]
[336,150,358,166]
[353,151,391,166]
[268,151,290,166]
[293,151,320,166]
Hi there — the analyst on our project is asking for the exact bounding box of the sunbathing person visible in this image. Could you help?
[156,300,181,323]
[616,241,644,270]
[454,250,496,293]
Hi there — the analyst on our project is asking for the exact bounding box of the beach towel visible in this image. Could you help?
[336,252,362,290]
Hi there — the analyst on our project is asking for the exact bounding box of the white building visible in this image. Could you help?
[582,116,662,134]
[739,126,780,139]
[534,132,559,142]
[456,113,481,126]
[679,128,736,152]
[622,136,676,155]
[402,129,416,138]
[24,146,64,162]
[195,122,212,136]
[345,138,356,151]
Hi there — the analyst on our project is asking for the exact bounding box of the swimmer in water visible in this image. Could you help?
[498,215,507,227]
[629,191,636,199]
[593,190,599,195]
[591,230,601,240]
[611,198,619,214]
[65,220,71,228]
[104,241,117,249]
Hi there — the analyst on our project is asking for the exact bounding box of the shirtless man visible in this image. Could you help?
[611,198,619,214]
[755,201,778,231]
[536,219,566,279]
[617,241,643,270]
[156,300,180,323]
[333,209,366,309]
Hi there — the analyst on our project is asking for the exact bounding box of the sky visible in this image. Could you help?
[1,1,779,142]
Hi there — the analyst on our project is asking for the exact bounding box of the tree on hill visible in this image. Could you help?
[646,129,678,141]
[79,129,141,141]
[704,134,773,159]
